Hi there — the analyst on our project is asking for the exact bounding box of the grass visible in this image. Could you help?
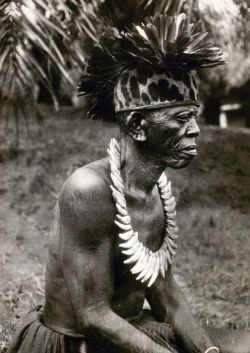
[0,105,249,351]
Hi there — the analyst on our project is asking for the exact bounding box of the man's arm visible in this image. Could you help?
[58,168,173,353]
[146,266,216,353]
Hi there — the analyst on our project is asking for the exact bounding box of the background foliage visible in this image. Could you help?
[0,0,250,147]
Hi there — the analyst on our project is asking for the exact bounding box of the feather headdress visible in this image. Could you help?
[78,1,225,120]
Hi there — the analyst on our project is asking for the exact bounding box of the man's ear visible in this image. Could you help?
[126,112,147,142]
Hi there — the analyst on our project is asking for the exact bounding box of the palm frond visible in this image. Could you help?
[72,0,185,54]
[195,0,250,87]
[140,0,184,16]
[0,0,77,146]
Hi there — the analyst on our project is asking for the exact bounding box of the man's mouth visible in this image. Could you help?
[179,145,198,156]
[172,143,197,157]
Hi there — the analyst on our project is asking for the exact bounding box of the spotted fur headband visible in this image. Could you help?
[114,67,199,113]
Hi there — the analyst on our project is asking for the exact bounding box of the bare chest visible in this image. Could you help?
[113,192,165,262]
[111,195,165,317]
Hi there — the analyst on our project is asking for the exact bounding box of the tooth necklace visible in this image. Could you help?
[108,138,178,287]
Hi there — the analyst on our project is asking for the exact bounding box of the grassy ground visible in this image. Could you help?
[0,106,249,351]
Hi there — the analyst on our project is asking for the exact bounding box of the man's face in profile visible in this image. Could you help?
[142,104,200,169]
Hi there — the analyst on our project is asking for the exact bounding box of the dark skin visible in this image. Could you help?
[45,104,250,353]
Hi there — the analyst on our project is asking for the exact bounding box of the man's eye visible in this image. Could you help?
[177,113,199,124]
[177,117,188,124]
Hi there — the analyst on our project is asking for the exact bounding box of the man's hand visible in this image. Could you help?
[146,267,215,353]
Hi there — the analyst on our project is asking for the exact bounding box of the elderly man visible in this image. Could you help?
[8,11,250,353]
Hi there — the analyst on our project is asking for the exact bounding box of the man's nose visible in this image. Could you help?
[186,118,200,137]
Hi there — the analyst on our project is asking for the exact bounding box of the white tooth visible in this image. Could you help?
[163,196,175,206]
[167,225,178,234]
[159,172,167,181]
[166,219,176,227]
[161,180,171,192]
[110,173,123,192]
[167,237,177,249]
[124,243,144,264]
[115,220,131,231]
[131,248,147,274]
[137,252,153,281]
[136,252,150,280]
[111,168,123,183]
[161,190,172,199]
[164,248,172,264]
[131,260,145,274]
[159,250,166,278]
[164,257,169,272]
[164,204,176,213]
[110,186,126,208]
[162,247,170,268]
[148,255,160,287]
[158,173,167,184]
[112,138,120,151]
[130,242,144,261]
[116,203,128,216]
[166,211,177,220]
[122,239,140,256]
[119,233,138,248]
[163,239,168,247]
[141,255,156,283]
[159,178,171,189]
[110,141,120,157]
[166,230,178,240]
[148,270,159,287]
[119,229,133,240]
[159,179,168,189]
[110,157,120,170]
[168,244,176,257]
[142,253,157,282]
[117,214,131,225]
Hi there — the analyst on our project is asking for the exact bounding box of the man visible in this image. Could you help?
[8,11,250,353]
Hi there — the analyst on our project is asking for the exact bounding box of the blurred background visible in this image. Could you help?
[0,0,249,351]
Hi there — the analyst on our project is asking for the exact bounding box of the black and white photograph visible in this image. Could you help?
[0,1,249,352]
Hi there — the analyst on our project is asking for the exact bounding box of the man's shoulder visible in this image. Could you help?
[57,159,115,244]
[58,158,113,217]
[61,158,109,193]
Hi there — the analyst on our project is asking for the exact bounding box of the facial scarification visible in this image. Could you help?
[114,67,199,113]
[139,104,200,169]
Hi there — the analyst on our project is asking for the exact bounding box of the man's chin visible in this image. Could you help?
[166,156,195,169]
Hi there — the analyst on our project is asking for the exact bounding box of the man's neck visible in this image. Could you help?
[119,134,166,198]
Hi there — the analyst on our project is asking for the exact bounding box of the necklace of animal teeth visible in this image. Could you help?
[107,138,178,287]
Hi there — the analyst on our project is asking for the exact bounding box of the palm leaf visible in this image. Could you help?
[195,0,250,87]
[0,0,79,146]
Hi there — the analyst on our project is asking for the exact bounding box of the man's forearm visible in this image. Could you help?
[163,282,214,353]
[84,309,174,353]
[170,300,214,352]
[147,274,215,353]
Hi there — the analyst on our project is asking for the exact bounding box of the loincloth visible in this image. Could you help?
[7,306,176,353]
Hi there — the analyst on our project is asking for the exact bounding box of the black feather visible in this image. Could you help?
[79,12,225,120]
